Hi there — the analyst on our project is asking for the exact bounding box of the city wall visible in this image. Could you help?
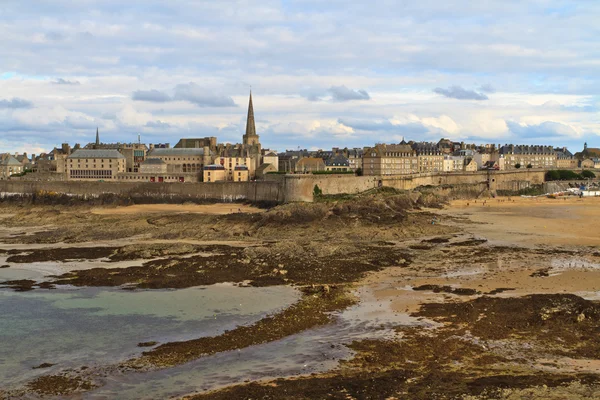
[0,169,546,204]
[271,170,547,202]
[0,180,284,203]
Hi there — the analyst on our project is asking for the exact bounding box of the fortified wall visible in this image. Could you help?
[0,180,284,203]
[0,170,546,203]
[272,170,546,202]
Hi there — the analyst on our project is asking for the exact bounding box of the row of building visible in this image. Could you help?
[1,93,599,181]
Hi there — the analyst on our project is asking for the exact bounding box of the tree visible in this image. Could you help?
[526,163,533,169]
[313,184,323,198]
[581,170,596,179]
[514,163,521,169]
[355,167,363,176]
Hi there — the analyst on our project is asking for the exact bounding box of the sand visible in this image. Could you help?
[91,203,264,215]
[442,196,600,247]
[367,195,600,313]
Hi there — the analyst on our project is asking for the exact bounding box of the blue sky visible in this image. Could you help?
[0,0,598,154]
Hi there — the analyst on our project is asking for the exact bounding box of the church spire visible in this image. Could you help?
[245,91,256,138]
[95,127,100,147]
[243,90,259,146]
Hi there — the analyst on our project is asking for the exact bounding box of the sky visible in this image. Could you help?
[0,0,599,154]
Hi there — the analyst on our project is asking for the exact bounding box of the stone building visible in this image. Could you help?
[295,157,326,173]
[255,163,278,178]
[174,137,217,151]
[0,156,23,179]
[581,158,600,169]
[412,142,444,173]
[499,145,556,169]
[66,149,126,180]
[363,143,417,176]
[145,148,212,175]
[169,92,261,179]
[84,129,148,172]
[346,148,363,172]
[216,156,254,180]
[555,147,578,169]
[325,155,351,172]
[139,158,167,174]
[203,164,226,182]
[443,155,467,172]
[232,165,249,182]
[262,151,279,171]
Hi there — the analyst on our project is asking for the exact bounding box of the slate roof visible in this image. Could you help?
[0,156,22,166]
[204,164,225,170]
[142,158,166,165]
[325,155,350,167]
[67,149,125,159]
[148,148,207,156]
[499,145,555,155]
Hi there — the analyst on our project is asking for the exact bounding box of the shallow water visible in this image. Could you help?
[0,284,299,391]
[86,285,431,399]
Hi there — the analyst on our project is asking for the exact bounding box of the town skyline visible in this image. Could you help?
[1,1,599,154]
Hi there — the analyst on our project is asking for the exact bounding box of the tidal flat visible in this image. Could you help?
[1,192,600,399]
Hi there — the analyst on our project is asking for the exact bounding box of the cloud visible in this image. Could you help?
[53,78,80,85]
[478,84,495,93]
[506,121,578,138]
[145,120,171,128]
[172,83,236,107]
[44,31,65,41]
[433,86,488,101]
[303,85,371,102]
[0,98,33,109]
[132,89,171,102]
[328,85,370,102]
[132,84,236,107]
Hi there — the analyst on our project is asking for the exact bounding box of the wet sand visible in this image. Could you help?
[369,196,600,313]
[444,196,600,246]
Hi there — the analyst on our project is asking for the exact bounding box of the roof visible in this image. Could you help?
[256,163,276,173]
[148,148,207,156]
[366,144,414,157]
[325,155,350,167]
[1,156,22,166]
[264,152,278,157]
[499,145,555,155]
[412,142,442,155]
[204,164,225,170]
[67,149,125,159]
[296,157,326,168]
[142,158,166,165]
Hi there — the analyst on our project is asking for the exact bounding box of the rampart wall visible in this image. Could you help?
[0,180,284,203]
[0,169,547,203]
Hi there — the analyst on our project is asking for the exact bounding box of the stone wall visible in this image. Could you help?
[0,169,547,204]
[276,170,546,202]
[0,180,284,203]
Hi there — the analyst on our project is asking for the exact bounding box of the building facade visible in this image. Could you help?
[412,142,444,173]
[66,149,126,180]
[0,156,23,179]
[363,144,417,176]
[499,145,556,169]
